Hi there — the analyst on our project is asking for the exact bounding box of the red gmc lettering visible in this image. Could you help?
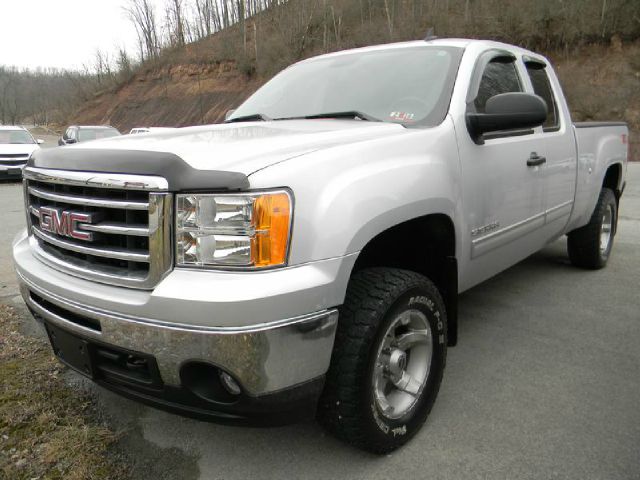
[39,207,93,241]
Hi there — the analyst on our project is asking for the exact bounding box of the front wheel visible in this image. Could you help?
[567,188,617,269]
[317,268,447,454]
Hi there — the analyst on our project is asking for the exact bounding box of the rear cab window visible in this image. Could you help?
[524,60,560,132]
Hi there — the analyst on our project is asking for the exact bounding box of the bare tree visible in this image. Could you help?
[124,0,160,61]
[116,48,134,83]
[238,0,247,54]
[383,0,394,39]
[194,0,215,37]
[166,0,186,46]
[92,49,115,89]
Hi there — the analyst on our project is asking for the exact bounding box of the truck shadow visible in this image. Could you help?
[458,238,575,317]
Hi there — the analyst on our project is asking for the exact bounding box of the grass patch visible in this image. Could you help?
[0,304,128,480]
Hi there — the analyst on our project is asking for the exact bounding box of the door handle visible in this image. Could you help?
[527,152,546,167]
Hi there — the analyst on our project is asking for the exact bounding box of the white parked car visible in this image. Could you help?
[0,126,42,179]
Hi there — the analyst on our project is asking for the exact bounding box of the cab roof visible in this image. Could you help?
[297,38,544,65]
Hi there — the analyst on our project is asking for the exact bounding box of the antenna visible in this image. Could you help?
[424,27,437,41]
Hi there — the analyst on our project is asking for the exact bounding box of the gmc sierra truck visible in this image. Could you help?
[13,39,628,453]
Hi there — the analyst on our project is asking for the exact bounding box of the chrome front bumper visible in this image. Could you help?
[14,224,357,397]
[19,272,338,396]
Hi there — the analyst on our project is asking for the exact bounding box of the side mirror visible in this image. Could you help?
[36,139,44,144]
[466,92,547,144]
[225,109,236,121]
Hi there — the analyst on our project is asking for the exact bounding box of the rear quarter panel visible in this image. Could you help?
[567,124,628,231]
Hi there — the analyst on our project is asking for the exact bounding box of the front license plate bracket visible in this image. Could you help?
[45,322,94,378]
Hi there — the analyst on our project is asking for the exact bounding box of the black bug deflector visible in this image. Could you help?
[28,148,250,192]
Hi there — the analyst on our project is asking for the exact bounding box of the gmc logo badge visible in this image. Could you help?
[39,207,95,242]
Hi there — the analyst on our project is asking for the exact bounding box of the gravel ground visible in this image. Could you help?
[0,165,638,480]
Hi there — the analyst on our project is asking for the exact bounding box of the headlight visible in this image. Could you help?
[175,190,292,269]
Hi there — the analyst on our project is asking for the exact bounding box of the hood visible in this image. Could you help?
[71,120,408,175]
[0,143,40,157]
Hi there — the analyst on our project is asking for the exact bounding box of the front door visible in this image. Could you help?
[457,52,548,290]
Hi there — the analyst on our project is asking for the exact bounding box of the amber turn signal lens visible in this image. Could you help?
[252,192,291,267]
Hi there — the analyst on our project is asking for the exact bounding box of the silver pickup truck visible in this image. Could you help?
[13,39,628,453]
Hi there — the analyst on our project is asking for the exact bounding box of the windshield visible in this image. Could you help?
[0,130,35,145]
[229,46,463,126]
[78,128,120,142]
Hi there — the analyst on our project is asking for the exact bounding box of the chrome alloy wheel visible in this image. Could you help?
[600,204,613,255]
[373,309,432,420]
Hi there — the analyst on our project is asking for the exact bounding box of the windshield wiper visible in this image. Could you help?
[277,111,381,122]
[225,113,272,123]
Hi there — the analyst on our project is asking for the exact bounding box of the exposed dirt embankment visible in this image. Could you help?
[73,60,264,132]
[551,41,640,160]
[72,42,640,159]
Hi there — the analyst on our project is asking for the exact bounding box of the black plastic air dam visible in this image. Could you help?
[27,148,250,192]
[94,375,325,426]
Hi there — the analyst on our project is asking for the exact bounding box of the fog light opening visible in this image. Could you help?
[219,371,241,395]
[180,361,242,404]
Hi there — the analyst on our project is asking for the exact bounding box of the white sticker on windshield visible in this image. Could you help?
[389,111,415,122]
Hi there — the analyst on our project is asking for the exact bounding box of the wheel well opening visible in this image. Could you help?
[353,215,455,277]
[352,214,458,346]
[603,164,622,199]
[603,164,622,236]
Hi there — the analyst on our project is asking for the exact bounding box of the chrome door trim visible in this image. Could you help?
[471,200,574,258]
[545,200,573,223]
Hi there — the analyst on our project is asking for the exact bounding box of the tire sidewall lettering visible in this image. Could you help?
[408,294,445,336]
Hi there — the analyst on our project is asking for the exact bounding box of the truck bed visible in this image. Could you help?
[568,122,628,232]
[574,121,628,129]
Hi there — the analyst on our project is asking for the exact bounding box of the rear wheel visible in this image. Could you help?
[567,188,617,269]
[318,268,447,454]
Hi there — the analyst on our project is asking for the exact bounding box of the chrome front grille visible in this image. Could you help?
[23,167,172,289]
[0,153,29,166]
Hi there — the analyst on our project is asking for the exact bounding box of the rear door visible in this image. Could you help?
[523,59,576,238]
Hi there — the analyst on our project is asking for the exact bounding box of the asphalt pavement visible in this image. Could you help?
[0,164,638,480]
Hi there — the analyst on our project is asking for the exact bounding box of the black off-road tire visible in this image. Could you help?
[317,268,447,454]
[567,188,617,269]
